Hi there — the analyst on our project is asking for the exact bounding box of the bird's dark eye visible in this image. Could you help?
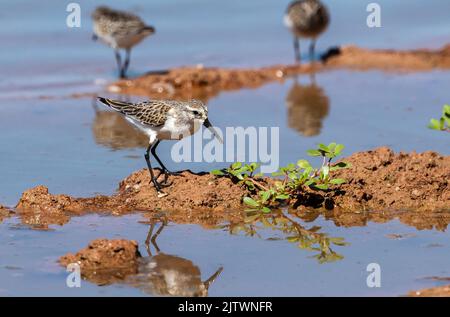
[193,110,199,115]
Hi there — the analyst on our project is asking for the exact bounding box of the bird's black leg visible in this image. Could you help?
[115,50,124,78]
[145,143,161,192]
[294,37,301,64]
[145,143,171,193]
[309,40,316,62]
[150,140,182,184]
[121,48,131,79]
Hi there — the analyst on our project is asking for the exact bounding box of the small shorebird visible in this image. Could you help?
[92,6,155,78]
[97,97,222,195]
[284,0,330,63]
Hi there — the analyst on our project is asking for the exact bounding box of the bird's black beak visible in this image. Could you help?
[92,33,98,41]
[203,118,223,144]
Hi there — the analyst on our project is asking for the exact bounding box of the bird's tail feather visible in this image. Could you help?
[141,25,155,34]
[97,97,133,113]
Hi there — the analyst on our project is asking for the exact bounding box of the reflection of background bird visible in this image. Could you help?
[127,222,223,297]
[92,6,155,78]
[284,0,330,63]
[92,99,149,150]
[285,76,329,137]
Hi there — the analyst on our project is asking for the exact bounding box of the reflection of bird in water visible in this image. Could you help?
[128,221,223,297]
[92,97,149,150]
[285,75,329,137]
[92,6,156,78]
[284,0,330,63]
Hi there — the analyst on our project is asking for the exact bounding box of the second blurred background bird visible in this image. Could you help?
[284,0,330,63]
[92,6,155,78]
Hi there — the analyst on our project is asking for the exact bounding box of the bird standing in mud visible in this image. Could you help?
[97,98,223,196]
[92,6,155,78]
[284,0,330,63]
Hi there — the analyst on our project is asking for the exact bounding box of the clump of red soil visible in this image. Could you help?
[326,45,450,71]
[15,185,117,229]
[109,45,450,99]
[332,147,449,212]
[0,204,14,223]
[408,284,450,297]
[59,239,141,285]
[14,148,449,230]
[108,64,315,101]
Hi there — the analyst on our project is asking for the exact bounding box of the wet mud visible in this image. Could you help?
[11,148,449,231]
[0,205,14,223]
[59,239,141,286]
[108,45,450,100]
[408,284,450,297]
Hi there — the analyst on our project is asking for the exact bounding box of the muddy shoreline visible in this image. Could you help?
[108,44,450,100]
[4,147,448,230]
[409,284,450,297]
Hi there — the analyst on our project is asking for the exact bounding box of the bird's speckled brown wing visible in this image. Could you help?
[98,98,171,127]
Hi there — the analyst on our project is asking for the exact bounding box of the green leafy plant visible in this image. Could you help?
[211,162,264,191]
[428,105,450,132]
[212,142,351,214]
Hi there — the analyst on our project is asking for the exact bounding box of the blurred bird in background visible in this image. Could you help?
[92,6,155,78]
[284,0,330,63]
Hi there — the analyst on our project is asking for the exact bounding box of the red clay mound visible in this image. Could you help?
[59,239,141,285]
[334,147,449,212]
[14,148,449,230]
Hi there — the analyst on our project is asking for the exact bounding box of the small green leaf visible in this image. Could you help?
[318,143,330,152]
[261,207,272,213]
[243,197,259,207]
[307,149,322,157]
[334,144,345,156]
[231,162,242,169]
[210,169,224,176]
[260,190,271,202]
[428,118,442,130]
[313,184,329,190]
[328,142,337,152]
[330,178,347,185]
[297,159,311,169]
[275,194,290,200]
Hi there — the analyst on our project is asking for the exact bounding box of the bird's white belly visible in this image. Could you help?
[157,118,201,140]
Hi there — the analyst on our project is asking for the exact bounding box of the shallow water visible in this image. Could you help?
[0,1,449,296]
[1,213,449,296]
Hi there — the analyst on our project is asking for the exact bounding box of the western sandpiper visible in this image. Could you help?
[284,0,330,63]
[92,6,155,78]
[97,97,222,195]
